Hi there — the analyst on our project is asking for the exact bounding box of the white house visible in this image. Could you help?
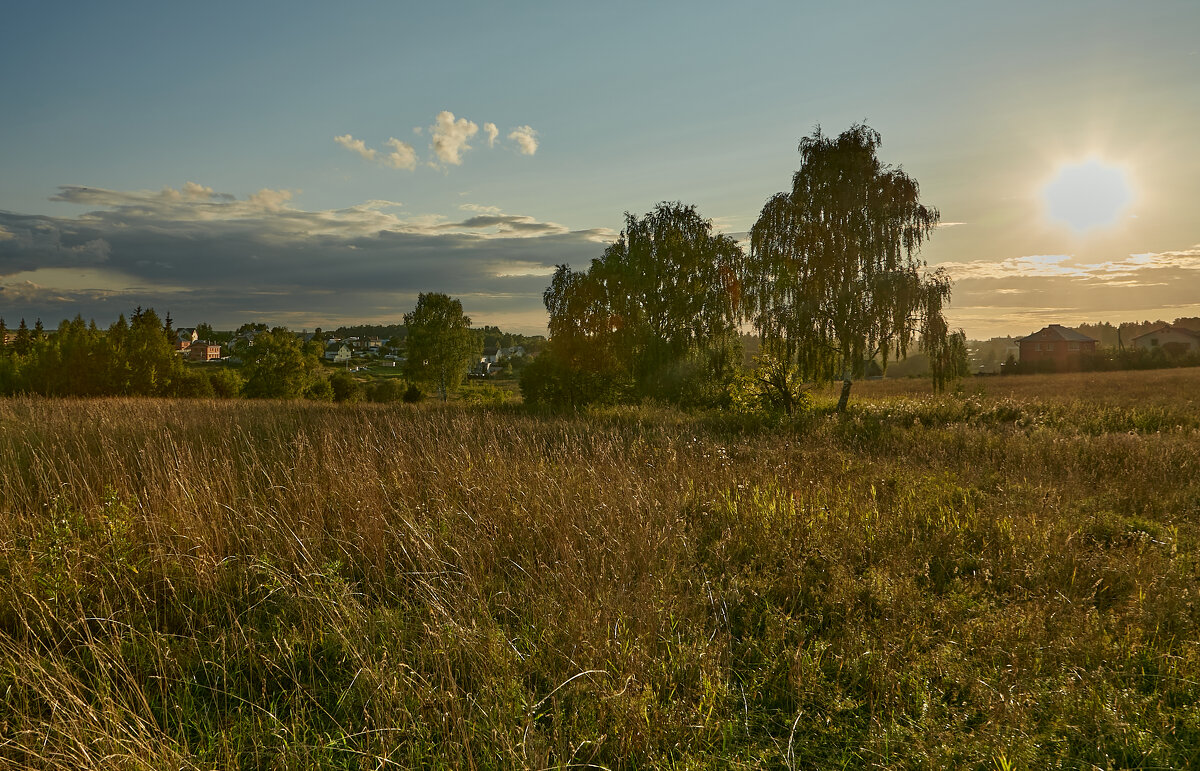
[324,343,352,362]
[1131,325,1200,355]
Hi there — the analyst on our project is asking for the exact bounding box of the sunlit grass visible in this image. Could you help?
[1,371,1197,768]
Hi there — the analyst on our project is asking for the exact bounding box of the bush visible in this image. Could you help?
[207,367,244,398]
[173,368,215,398]
[329,372,364,403]
[402,383,424,403]
[519,352,633,408]
[366,378,407,403]
[460,383,511,407]
[304,377,334,402]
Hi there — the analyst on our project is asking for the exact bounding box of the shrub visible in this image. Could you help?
[366,378,407,403]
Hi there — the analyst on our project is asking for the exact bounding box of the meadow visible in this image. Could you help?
[1,368,1198,769]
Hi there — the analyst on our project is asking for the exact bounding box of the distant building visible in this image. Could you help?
[174,328,198,352]
[188,341,222,362]
[324,343,352,362]
[1016,325,1097,370]
[1131,325,1200,356]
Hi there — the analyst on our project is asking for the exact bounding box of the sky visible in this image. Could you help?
[2,0,1198,339]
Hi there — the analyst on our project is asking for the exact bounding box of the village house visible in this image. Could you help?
[324,343,352,362]
[174,328,198,353]
[1016,324,1098,370]
[188,341,222,362]
[1131,325,1200,356]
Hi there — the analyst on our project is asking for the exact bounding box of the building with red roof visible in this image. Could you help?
[1016,325,1097,370]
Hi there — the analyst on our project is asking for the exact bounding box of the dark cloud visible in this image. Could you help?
[0,185,613,332]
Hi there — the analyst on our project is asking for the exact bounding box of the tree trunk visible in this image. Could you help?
[836,377,852,413]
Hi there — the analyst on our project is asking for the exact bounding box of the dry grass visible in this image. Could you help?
[1,372,1198,768]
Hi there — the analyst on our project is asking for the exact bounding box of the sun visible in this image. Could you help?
[1042,158,1134,233]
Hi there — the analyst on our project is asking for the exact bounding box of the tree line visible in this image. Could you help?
[522,124,965,412]
[0,295,485,402]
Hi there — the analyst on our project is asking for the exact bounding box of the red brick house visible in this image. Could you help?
[174,328,198,352]
[1016,325,1097,370]
[188,341,222,362]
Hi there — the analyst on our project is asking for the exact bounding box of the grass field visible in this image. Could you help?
[1,368,1198,769]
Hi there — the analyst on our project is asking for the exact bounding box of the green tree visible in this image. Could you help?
[14,319,31,356]
[124,307,183,395]
[529,202,742,406]
[744,124,951,412]
[0,317,8,355]
[240,327,322,399]
[404,293,478,401]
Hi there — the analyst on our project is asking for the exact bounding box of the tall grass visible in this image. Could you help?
[1,369,1198,768]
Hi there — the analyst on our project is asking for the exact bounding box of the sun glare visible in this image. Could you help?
[1042,158,1133,233]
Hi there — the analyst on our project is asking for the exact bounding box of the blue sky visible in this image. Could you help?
[2,0,1198,337]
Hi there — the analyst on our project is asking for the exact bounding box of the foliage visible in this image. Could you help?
[459,383,513,407]
[403,293,479,401]
[731,345,811,415]
[328,371,365,403]
[519,347,633,408]
[238,327,323,399]
[745,124,951,411]
[928,328,970,392]
[530,202,743,407]
[401,382,424,403]
[366,378,408,403]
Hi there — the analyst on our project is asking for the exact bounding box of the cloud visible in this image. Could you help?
[508,125,539,155]
[0,183,613,333]
[246,188,293,212]
[334,134,377,162]
[384,138,417,170]
[429,110,478,166]
[437,212,569,237]
[938,247,1200,282]
[460,203,502,215]
[338,114,538,172]
[937,245,1200,338]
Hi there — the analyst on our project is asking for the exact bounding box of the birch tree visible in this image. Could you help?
[744,124,952,412]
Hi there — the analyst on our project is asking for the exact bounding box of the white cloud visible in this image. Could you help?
[246,188,294,212]
[429,110,479,166]
[460,203,503,215]
[508,125,539,155]
[384,138,417,170]
[483,122,499,148]
[334,134,377,162]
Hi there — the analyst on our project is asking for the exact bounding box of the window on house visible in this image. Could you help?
[1069,342,1079,351]
[1046,343,1054,352]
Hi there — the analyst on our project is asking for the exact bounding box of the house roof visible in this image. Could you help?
[1016,324,1097,343]
[1130,324,1200,341]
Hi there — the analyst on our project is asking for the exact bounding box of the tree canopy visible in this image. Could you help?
[744,124,953,411]
[526,202,742,407]
[404,293,478,401]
